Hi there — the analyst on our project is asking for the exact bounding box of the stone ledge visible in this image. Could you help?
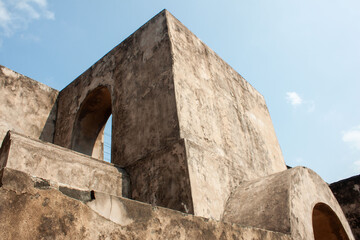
[0,131,129,197]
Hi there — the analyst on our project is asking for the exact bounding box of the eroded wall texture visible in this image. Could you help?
[330,175,360,239]
[0,168,291,240]
[0,9,356,240]
[54,11,180,166]
[166,11,287,219]
[52,10,287,221]
[0,65,58,143]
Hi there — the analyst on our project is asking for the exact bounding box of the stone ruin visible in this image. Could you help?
[0,10,358,240]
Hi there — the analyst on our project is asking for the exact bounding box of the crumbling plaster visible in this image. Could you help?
[0,168,291,240]
[54,11,179,167]
[52,10,288,221]
[0,9,356,240]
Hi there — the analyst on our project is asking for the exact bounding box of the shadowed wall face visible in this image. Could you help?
[71,86,112,159]
[330,175,360,239]
[312,203,349,240]
[0,65,58,143]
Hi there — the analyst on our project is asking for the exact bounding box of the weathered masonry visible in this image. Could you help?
[0,9,357,240]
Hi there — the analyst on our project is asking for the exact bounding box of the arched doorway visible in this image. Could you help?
[71,86,112,160]
[312,202,350,240]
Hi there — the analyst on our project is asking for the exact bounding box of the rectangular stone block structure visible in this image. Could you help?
[0,9,356,239]
[53,10,286,220]
[0,131,129,197]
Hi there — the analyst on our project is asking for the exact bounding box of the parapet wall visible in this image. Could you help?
[0,131,129,197]
[0,167,292,240]
[0,65,58,143]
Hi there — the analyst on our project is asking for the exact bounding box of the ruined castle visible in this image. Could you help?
[0,10,358,239]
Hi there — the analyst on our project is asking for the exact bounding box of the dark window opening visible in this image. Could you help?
[71,86,112,161]
[312,202,349,240]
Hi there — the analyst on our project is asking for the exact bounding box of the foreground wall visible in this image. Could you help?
[0,168,291,240]
[0,65,58,143]
[0,131,129,197]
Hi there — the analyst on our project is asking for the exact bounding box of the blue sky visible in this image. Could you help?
[0,0,359,183]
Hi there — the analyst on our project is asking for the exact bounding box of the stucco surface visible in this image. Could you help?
[54,10,290,221]
[222,169,291,233]
[1,10,356,239]
[167,12,286,180]
[0,131,129,197]
[0,168,291,240]
[54,10,180,167]
[165,11,287,220]
[0,65,58,143]
[125,139,194,214]
[222,167,355,240]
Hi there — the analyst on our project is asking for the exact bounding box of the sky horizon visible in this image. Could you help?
[1,0,359,183]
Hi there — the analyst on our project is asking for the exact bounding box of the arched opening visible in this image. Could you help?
[312,202,350,240]
[71,86,112,160]
[103,114,112,162]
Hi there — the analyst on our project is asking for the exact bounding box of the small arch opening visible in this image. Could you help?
[312,202,350,240]
[71,86,112,160]
[103,114,112,162]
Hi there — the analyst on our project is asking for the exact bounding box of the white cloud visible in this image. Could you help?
[342,125,360,150]
[0,0,54,42]
[286,92,303,106]
[0,0,11,35]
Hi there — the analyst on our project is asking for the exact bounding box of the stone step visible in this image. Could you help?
[0,131,129,197]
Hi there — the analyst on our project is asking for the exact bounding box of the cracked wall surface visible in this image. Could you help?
[0,168,291,240]
[0,9,357,240]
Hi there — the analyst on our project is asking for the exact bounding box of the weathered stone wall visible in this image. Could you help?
[0,131,129,197]
[223,169,291,234]
[125,139,194,214]
[54,10,288,220]
[330,175,360,239]
[222,167,355,240]
[54,10,180,167]
[0,168,292,240]
[0,65,58,143]
[0,10,357,240]
[166,11,286,219]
